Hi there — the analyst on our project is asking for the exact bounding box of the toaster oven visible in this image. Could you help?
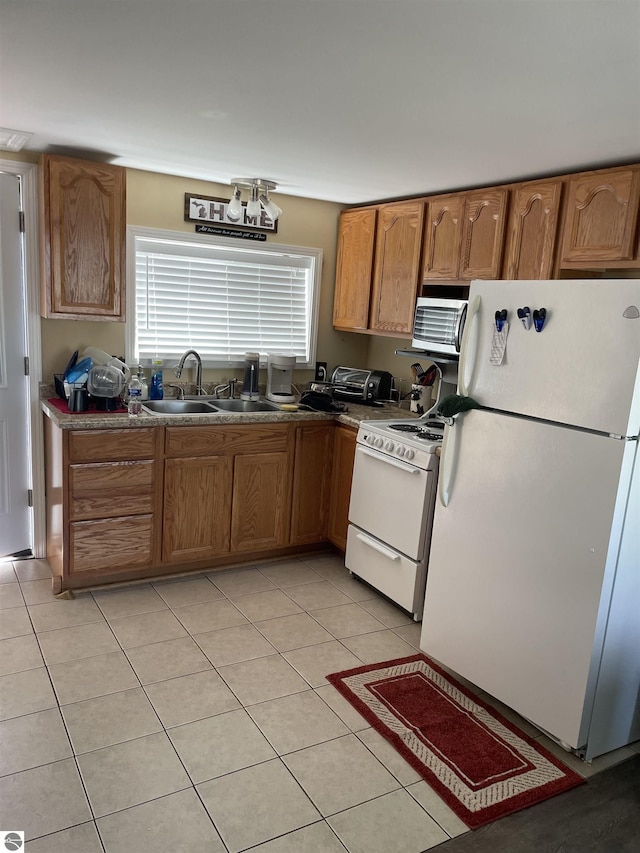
[330,366,393,404]
[412,297,467,356]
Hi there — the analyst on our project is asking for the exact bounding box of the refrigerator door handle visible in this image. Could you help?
[458,295,481,397]
[438,422,456,507]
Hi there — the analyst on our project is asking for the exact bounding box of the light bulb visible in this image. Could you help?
[259,193,282,221]
[227,186,242,221]
[246,186,261,218]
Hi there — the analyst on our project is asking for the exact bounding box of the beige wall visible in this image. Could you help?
[40,166,371,384]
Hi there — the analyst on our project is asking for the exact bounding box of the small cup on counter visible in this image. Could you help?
[68,386,89,412]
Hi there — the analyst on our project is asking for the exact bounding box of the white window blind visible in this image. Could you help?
[127,229,321,367]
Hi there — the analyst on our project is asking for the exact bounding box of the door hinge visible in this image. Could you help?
[19,210,25,232]
[27,489,33,507]
[24,356,30,376]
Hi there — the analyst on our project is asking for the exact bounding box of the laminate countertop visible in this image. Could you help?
[41,398,418,431]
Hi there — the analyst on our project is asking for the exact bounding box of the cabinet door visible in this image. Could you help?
[163,456,232,563]
[370,201,425,334]
[231,452,290,552]
[333,208,377,331]
[503,181,563,279]
[290,424,334,546]
[41,154,126,319]
[561,169,640,262]
[460,188,508,279]
[422,194,464,280]
[328,426,357,551]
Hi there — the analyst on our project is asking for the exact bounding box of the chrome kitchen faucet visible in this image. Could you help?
[174,349,203,395]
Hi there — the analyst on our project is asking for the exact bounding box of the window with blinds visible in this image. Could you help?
[126,228,322,367]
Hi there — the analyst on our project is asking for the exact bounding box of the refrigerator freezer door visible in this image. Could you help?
[421,408,628,749]
[460,280,640,437]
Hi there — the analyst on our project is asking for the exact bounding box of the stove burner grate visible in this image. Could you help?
[415,432,443,441]
[388,424,421,433]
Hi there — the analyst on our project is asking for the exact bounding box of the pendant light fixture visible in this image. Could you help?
[229,178,282,221]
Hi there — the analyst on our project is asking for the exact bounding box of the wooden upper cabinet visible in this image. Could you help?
[422,194,464,281]
[370,201,424,334]
[333,207,377,330]
[561,168,640,263]
[40,154,126,320]
[503,180,563,279]
[460,188,508,279]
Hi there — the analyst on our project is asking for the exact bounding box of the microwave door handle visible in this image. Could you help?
[454,304,466,352]
[458,295,481,397]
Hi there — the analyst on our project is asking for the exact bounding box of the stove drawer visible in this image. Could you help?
[346,525,425,619]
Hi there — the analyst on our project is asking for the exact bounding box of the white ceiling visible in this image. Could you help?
[1,0,639,205]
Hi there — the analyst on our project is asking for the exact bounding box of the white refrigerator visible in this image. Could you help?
[420,279,640,761]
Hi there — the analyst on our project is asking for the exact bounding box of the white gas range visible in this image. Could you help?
[346,416,444,620]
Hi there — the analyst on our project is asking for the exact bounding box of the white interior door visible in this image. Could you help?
[420,408,626,749]
[0,173,32,556]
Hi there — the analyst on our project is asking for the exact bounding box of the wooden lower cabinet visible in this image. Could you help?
[328,425,357,551]
[44,421,162,591]
[290,424,334,546]
[163,456,232,563]
[231,451,291,552]
[45,418,344,591]
[69,515,154,575]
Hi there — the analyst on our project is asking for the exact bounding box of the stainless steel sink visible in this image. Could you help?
[142,400,218,415]
[142,398,281,415]
[210,399,281,413]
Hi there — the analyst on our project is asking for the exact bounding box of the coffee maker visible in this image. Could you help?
[266,353,296,403]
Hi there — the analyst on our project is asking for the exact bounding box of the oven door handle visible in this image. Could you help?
[355,531,400,562]
[359,446,421,474]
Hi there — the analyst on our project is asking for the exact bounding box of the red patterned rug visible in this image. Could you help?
[326,653,585,829]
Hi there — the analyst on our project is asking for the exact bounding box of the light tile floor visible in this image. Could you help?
[1,554,638,853]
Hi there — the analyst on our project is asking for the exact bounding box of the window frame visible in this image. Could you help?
[125,225,323,369]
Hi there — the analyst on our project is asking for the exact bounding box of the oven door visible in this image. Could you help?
[348,444,435,560]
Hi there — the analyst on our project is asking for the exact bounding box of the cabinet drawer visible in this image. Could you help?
[69,515,153,574]
[69,461,154,520]
[165,424,290,457]
[68,428,157,462]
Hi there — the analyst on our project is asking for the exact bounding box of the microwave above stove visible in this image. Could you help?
[412,297,467,356]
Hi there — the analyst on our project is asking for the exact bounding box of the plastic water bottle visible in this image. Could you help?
[150,359,164,400]
[127,373,143,416]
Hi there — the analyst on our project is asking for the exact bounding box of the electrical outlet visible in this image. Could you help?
[314,361,328,381]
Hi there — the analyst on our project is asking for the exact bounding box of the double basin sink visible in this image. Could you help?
[142,397,281,416]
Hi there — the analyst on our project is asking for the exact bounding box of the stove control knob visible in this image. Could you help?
[404,448,415,460]
[365,434,373,445]
[396,445,404,457]
[384,441,394,452]
[375,437,384,448]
